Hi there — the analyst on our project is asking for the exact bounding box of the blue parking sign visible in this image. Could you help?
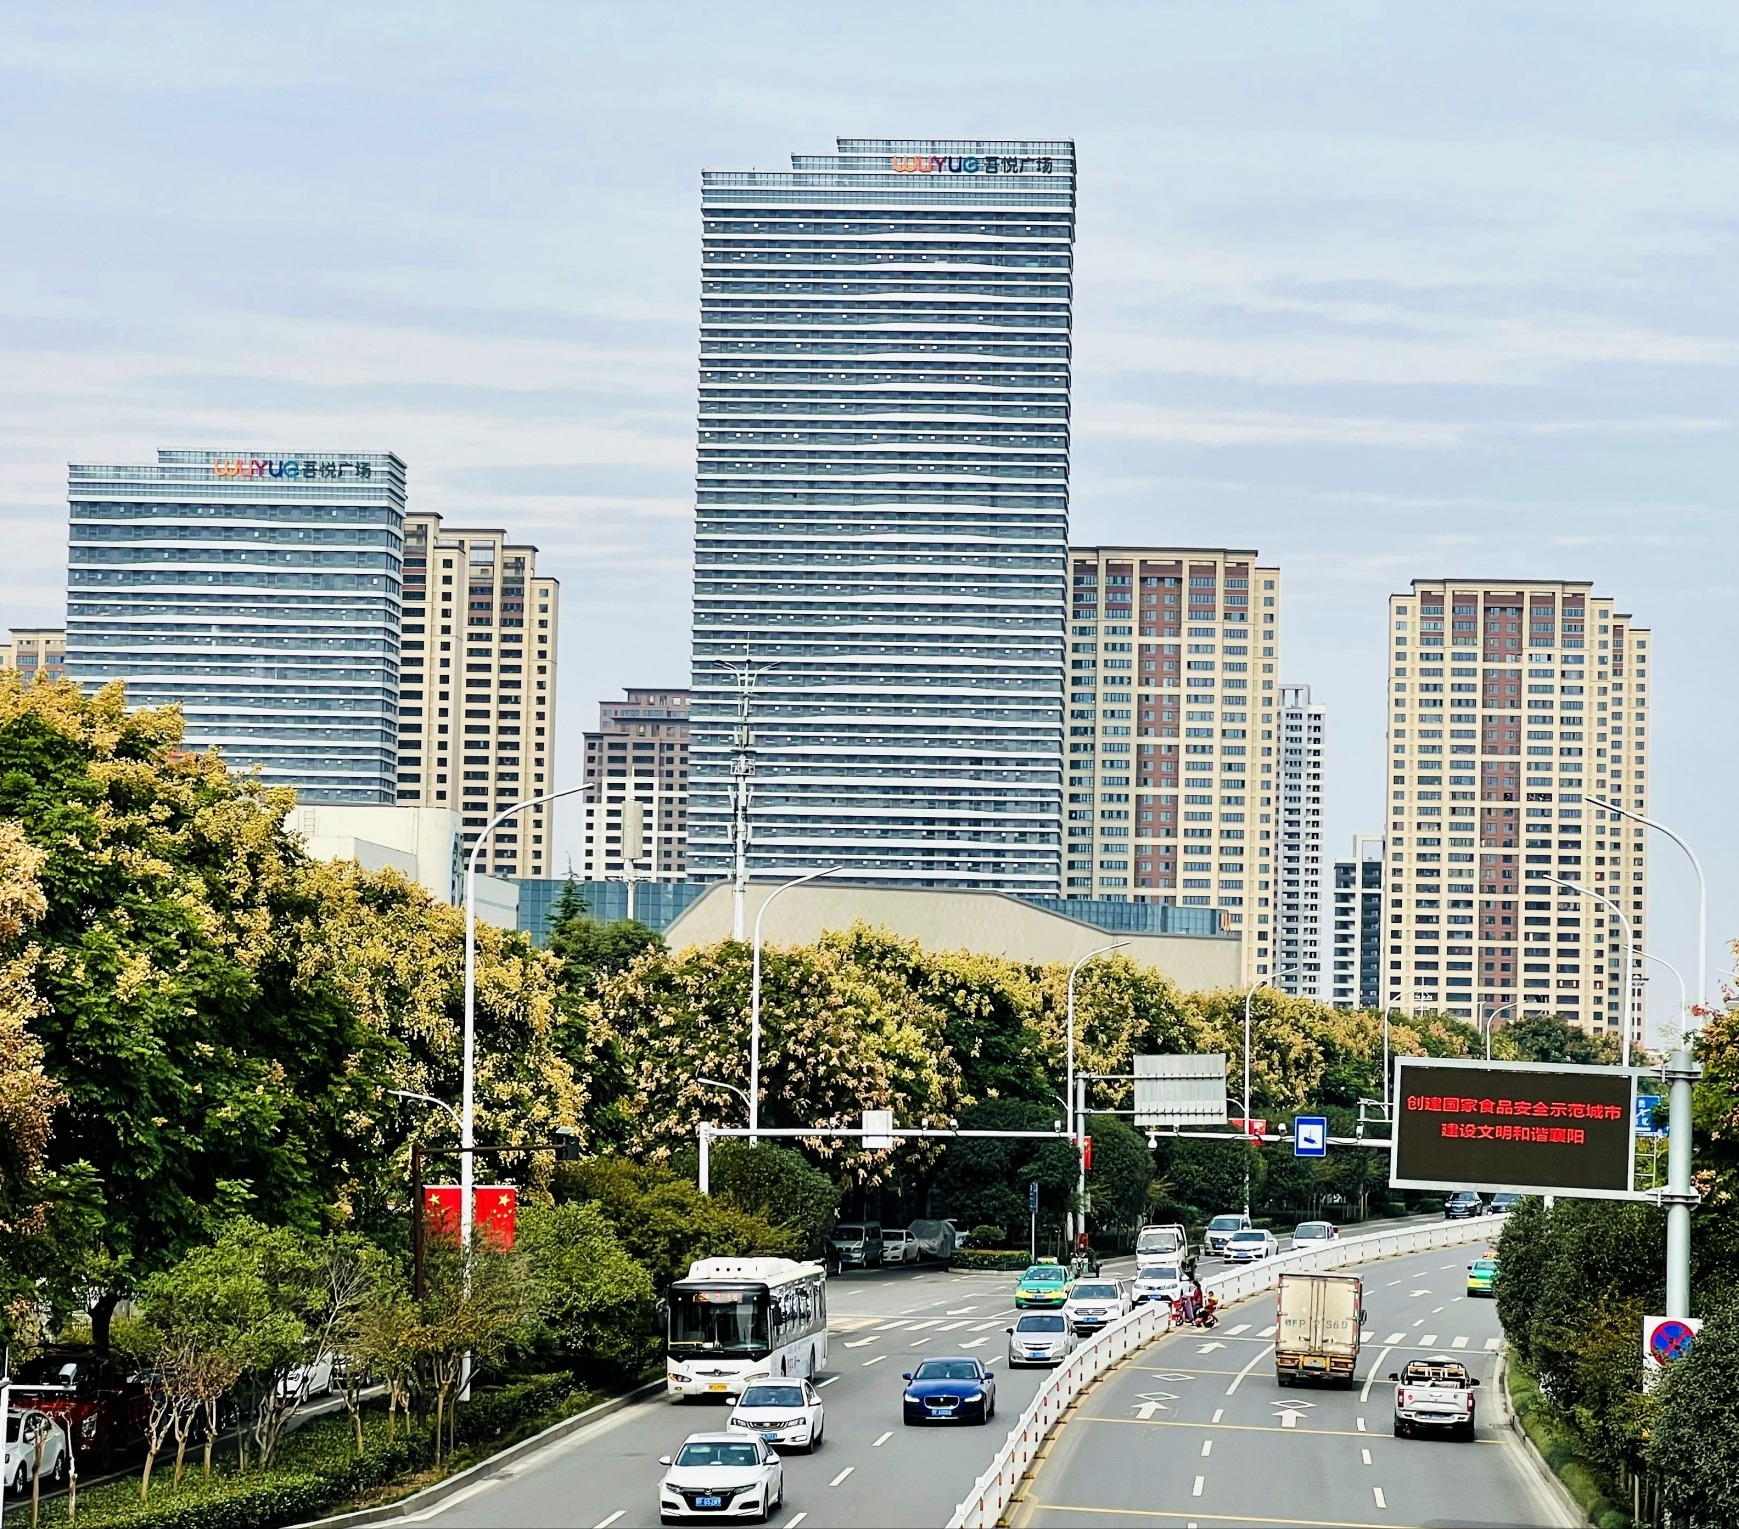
[1294,1116,1328,1158]
[1635,1096,1667,1137]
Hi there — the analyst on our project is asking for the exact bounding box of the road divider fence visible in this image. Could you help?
[946,1214,1507,1529]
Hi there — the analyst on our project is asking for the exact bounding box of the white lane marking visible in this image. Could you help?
[844,1337,877,1348]
[1383,1332,1406,1345]
[1432,1305,1445,1314]
[862,1355,886,1367]
[947,1306,977,1315]
[1387,1279,1401,1286]
[1200,1439,1212,1457]
[1211,1408,1224,1423]
[1227,1323,1251,1335]
[1281,1412,1298,1428]
[910,1337,929,1347]
[875,1320,909,1331]
[938,1320,971,1331]
[1192,1475,1205,1497]
[1361,1448,1372,1466]
[898,1307,920,1314]
[595,1515,625,1529]
[1451,1335,1470,1349]
[907,1319,943,1330]
[872,1430,892,1447]
[1357,1417,1367,1432]
[407,1478,499,1520]
[1484,1337,1503,1351]
[784,1515,807,1528]
[1226,1343,1274,1396]
[1362,1346,1395,1402]
[1420,1333,1438,1346]
[1361,1329,1375,1340]
[1374,1486,1387,1509]
[1412,1319,1425,1328]
[969,1320,1003,1332]
[829,1467,854,1487]
[1197,1341,1225,1354]
[1440,1264,1457,1270]
[818,1376,839,1387]
[1258,1324,1277,1337]
[1410,1289,1431,1297]
[961,1338,989,1349]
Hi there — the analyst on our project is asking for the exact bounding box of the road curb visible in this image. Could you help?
[288,1379,666,1528]
[1496,1349,1596,1529]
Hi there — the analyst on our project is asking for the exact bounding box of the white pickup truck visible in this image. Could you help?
[1390,1355,1480,1439]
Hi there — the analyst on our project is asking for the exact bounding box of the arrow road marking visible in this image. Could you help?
[1197,1341,1225,1353]
[947,1306,977,1314]
[1410,1289,1431,1297]
[1281,1412,1298,1427]
[1133,1400,1167,1420]
[844,1337,877,1348]
[961,1337,989,1349]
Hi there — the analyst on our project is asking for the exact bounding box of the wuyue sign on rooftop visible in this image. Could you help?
[1389,1056,1641,1200]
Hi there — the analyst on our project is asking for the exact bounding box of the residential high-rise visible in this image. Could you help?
[1276,684,1325,997]
[67,450,403,803]
[0,628,66,683]
[688,139,1075,890]
[1331,834,1385,1010]
[1385,580,1648,1035]
[394,512,560,878]
[580,689,691,881]
[1067,546,1281,980]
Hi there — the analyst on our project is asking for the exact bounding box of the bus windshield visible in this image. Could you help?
[668,1287,768,1357]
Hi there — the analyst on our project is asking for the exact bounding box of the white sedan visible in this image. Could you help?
[1222,1228,1280,1263]
[4,1409,69,1495]
[727,1378,824,1452]
[659,1433,784,1522]
[278,1351,336,1400]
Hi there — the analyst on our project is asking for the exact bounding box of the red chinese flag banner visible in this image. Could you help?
[423,1186,518,1248]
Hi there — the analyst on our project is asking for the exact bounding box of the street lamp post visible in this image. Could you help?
[1542,873,1638,1068]
[1480,1000,1518,1061]
[1241,964,1302,1216]
[1066,942,1128,1244]
[1589,798,1704,1322]
[712,658,782,941]
[749,867,843,1143]
[695,1078,751,1195]
[1645,952,1687,1028]
[463,789,581,1280]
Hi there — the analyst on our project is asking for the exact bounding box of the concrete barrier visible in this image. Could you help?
[946,1214,1507,1529]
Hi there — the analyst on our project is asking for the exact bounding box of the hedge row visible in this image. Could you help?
[33,1375,595,1529]
[1505,1356,1632,1529]
[953,1249,1039,1271]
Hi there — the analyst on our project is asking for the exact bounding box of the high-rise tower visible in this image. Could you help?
[688,140,1075,889]
[1275,684,1325,996]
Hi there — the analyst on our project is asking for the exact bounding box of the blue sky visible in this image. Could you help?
[3,3,1735,1032]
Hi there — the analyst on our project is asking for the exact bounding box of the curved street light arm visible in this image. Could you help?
[749,867,844,1142]
[1542,872,1639,1067]
[1588,797,1706,1013]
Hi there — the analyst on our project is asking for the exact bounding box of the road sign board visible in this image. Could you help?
[1028,1179,1040,1215]
[1644,1315,1702,1371]
[1294,1116,1328,1158]
[1389,1056,1643,1201]
[1634,1095,1667,1137]
[862,1109,895,1149]
[1135,1053,1228,1126]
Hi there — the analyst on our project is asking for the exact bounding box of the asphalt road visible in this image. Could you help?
[419,1215,1453,1529]
[1005,1241,1575,1529]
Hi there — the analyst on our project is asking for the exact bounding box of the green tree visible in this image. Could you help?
[546,879,664,992]
[1084,1113,1152,1232]
[1494,1011,1620,1065]
[707,1141,841,1257]
[519,1200,656,1378]
[1649,1295,1739,1529]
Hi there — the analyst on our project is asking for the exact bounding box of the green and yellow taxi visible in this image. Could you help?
[1466,1253,1499,1297]
[1015,1261,1073,1308]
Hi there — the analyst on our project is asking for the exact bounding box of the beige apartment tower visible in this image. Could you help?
[395,513,560,879]
[1069,547,1282,981]
[0,629,66,682]
[580,689,691,881]
[1385,580,1648,1037]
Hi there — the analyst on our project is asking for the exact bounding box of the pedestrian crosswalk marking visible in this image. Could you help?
[1420,1333,1438,1345]
[1227,1323,1251,1335]
[1259,1325,1277,1337]
[1450,1335,1470,1349]
[1483,1337,1503,1351]
[1382,1332,1405,1345]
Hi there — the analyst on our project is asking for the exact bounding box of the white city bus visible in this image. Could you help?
[665,1257,829,1399]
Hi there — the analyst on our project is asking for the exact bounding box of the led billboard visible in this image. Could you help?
[1390,1056,1640,1200]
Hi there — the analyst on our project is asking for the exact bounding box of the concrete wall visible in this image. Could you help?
[663,882,1244,990]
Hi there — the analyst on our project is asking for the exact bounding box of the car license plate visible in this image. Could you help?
[760,1431,781,1441]
[696,1495,723,1508]
[707,1382,728,1392]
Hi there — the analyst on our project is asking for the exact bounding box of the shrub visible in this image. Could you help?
[970,1224,1006,1248]
[953,1249,1033,1271]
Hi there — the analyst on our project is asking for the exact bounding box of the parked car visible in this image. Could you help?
[1014,1262,1073,1308]
[658,1433,784,1522]
[906,1219,958,1265]
[1006,1313,1076,1367]
[901,1357,996,1425]
[880,1229,921,1266]
[1223,1228,1280,1263]
[7,1350,149,1468]
[4,1409,70,1495]
[1391,1356,1479,1439]
[1290,1221,1339,1250]
[278,1351,337,1400]
[944,1219,969,1249]
[828,1222,884,1268]
[728,1379,824,1452]
[1063,1278,1132,1335]
[1443,1192,1485,1220]
[1202,1213,1252,1255]
[1466,1255,1499,1297]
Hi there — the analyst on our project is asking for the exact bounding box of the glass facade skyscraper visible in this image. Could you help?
[67,449,404,803]
[689,138,1075,889]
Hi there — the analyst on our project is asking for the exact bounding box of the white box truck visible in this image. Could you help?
[1275,1272,1364,1386]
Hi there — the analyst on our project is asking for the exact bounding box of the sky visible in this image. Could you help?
[3,3,1736,1036]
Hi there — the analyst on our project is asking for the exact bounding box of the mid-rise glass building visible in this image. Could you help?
[66,449,404,803]
[688,138,1075,889]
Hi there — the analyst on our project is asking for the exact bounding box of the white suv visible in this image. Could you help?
[1064,1278,1132,1335]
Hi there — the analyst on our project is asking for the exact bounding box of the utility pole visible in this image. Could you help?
[411,1142,426,1302]
[715,658,778,941]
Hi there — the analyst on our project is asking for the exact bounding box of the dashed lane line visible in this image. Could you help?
[1373,1486,1387,1510]
[829,1467,855,1487]
[594,1514,625,1529]
[783,1514,807,1528]
[1361,1448,1372,1466]
[1200,1439,1212,1457]
[861,1355,886,1367]
[872,1430,892,1447]
[1211,1408,1224,1424]
[1192,1476,1205,1497]
[817,1376,839,1387]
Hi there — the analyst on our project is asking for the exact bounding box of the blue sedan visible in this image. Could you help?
[902,1356,996,1425]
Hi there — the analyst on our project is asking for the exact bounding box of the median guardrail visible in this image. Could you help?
[946,1214,1507,1529]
